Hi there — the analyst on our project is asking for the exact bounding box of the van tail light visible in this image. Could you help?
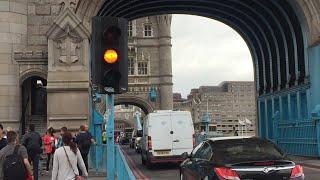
[192,134,196,147]
[147,136,152,150]
[290,165,304,179]
[215,167,240,180]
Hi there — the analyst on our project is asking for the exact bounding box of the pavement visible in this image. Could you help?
[39,170,106,180]
[289,155,320,169]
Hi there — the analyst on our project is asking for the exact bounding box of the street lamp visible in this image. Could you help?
[193,95,211,134]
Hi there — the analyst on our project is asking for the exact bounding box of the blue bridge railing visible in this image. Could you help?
[89,144,136,180]
[115,145,136,180]
[274,120,319,156]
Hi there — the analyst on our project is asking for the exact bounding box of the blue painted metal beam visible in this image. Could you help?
[106,94,115,180]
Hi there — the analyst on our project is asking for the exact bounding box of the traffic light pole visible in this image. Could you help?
[106,90,115,180]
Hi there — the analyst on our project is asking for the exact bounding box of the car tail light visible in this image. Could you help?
[192,134,196,147]
[290,165,304,179]
[215,167,240,180]
[147,136,152,150]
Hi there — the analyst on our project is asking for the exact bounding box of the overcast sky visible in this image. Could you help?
[171,14,254,98]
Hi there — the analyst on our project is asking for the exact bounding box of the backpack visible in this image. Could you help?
[24,132,42,154]
[78,132,92,154]
[3,145,27,180]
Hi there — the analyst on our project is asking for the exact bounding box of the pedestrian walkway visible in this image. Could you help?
[38,170,106,180]
[290,155,320,169]
[39,176,105,180]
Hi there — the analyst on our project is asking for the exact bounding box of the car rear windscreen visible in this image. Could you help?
[211,138,285,164]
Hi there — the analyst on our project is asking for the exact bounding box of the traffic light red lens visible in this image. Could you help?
[104,49,118,64]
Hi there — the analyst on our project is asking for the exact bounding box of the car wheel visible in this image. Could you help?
[202,176,209,180]
[180,173,185,180]
[141,153,146,165]
[146,154,153,169]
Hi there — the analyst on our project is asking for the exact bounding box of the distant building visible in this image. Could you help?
[174,81,256,136]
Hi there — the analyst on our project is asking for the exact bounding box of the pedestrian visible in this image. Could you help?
[43,127,56,172]
[4,127,12,138]
[52,132,88,180]
[0,124,7,150]
[75,125,94,174]
[233,127,239,136]
[102,130,107,144]
[0,131,33,180]
[22,124,42,180]
[56,127,67,149]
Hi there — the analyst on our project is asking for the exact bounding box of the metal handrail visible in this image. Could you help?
[115,145,136,180]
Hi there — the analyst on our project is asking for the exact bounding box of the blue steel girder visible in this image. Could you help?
[98,0,306,97]
[286,0,309,79]
[275,0,306,84]
[253,0,289,91]
[267,1,298,87]
[258,1,296,87]
[229,0,279,93]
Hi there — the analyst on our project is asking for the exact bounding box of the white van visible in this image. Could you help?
[141,110,195,166]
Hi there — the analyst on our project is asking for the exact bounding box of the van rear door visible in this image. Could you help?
[171,112,194,155]
[149,113,173,156]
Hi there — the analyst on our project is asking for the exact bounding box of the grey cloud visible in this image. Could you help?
[171,14,254,97]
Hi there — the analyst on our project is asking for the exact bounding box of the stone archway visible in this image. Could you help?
[115,95,154,115]
[73,0,320,156]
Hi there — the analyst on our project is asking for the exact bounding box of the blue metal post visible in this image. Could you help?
[311,105,320,156]
[93,109,103,172]
[205,114,209,134]
[264,99,268,138]
[106,93,115,180]
[297,92,301,120]
[288,94,292,121]
[309,45,320,111]
[273,111,280,144]
[279,96,283,120]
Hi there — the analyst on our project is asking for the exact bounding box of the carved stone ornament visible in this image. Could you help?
[54,25,81,65]
[46,7,90,71]
[60,0,78,12]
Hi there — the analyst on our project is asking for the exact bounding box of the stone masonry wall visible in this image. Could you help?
[0,0,28,130]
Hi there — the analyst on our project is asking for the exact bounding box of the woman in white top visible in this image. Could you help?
[52,132,88,180]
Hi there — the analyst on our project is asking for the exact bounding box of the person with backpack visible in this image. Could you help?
[52,132,88,180]
[75,125,94,174]
[22,124,42,180]
[0,130,33,180]
[43,127,56,172]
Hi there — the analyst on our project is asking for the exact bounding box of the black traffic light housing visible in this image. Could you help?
[91,16,128,94]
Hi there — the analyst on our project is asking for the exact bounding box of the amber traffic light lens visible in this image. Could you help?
[104,49,118,64]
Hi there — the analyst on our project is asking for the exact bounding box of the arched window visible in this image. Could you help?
[128,56,135,75]
[138,51,149,75]
[128,21,133,37]
[143,24,153,37]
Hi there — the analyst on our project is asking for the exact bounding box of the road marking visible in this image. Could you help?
[120,147,144,179]
[120,146,150,180]
[122,148,149,180]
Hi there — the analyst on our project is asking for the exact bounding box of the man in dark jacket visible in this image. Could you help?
[22,124,42,180]
[75,125,94,175]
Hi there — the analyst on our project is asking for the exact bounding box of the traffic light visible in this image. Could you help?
[91,16,128,94]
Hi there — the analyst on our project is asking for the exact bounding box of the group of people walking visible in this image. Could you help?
[0,124,94,180]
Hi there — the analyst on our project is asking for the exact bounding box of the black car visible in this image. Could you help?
[180,137,304,180]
